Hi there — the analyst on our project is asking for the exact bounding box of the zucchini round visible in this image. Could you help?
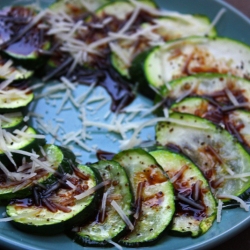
[1,112,24,131]
[113,14,216,78]
[143,37,250,92]
[68,160,133,246]
[0,144,76,202]
[162,73,250,105]
[150,149,217,237]
[0,59,33,80]
[6,164,103,234]
[156,112,250,199]
[0,126,46,167]
[171,96,250,153]
[0,86,34,112]
[0,6,51,70]
[113,148,175,247]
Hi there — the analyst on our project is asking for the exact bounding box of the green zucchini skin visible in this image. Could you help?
[170,96,211,115]
[156,112,250,199]
[0,59,33,81]
[150,149,217,237]
[44,144,76,176]
[2,39,51,71]
[0,6,51,70]
[113,148,175,247]
[0,112,24,131]
[129,48,156,99]
[6,164,103,235]
[0,87,34,113]
[94,0,157,19]
[0,126,46,167]
[68,160,133,247]
[0,144,76,203]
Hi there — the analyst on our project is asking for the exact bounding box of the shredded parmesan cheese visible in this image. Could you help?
[217,194,249,211]
[217,199,223,222]
[111,200,134,231]
[106,239,123,250]
[74,180,110,200]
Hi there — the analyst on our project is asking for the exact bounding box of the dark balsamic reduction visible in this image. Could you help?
[41,9,157,112]
[41,55,135,112]
[7,27,44,56]
[170,166,207,220]
[71,60,135,112]
[138,166,167,185]
[175,200,206,220]
[96,150,115,161]
[0,6,47,56]
[10,198,33,207]
[143,191,164,208]
[99,69,135,112]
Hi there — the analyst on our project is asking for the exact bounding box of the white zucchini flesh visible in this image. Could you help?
[228,110,250,146]
[6,165,97,227]
[95,2,135,20]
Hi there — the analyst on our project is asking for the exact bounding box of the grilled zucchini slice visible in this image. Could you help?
[0,144,76,202]
[0,6,50,69]
[171,96,250,153]
[156,112,250,199]
[6,164,103,234]
[143,37,250,92]
[113,148,175,247]
[0,112,24,131]
[0,126,46,167]
[113,14,216,78]
[68,160,133,246]
[162,73,250,105]
[150,149,216,237]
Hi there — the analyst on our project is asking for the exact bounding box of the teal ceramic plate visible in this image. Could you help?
[0,0,250,249]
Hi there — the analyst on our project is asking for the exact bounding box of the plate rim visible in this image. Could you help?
[0,0,250,250]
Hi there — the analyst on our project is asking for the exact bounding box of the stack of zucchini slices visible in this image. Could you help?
[0,0,250,249]
[125,1,250,247]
